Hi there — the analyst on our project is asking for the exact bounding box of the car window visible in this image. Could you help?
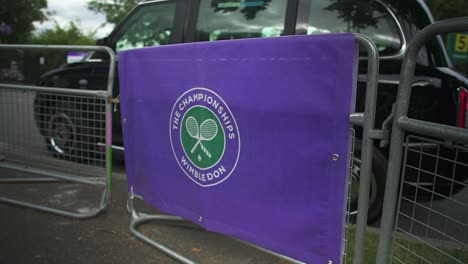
[297,0,402,56]
[195,0,288,41]
[114,3,177,53]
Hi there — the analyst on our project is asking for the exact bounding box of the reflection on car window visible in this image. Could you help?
[115,3,176,53]
[300,0,402,55]
[196,0,287,41]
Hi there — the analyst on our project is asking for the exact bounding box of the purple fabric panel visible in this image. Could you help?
[119,33,357,263]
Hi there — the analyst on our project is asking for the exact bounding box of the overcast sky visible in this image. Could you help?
[34,0,114,38]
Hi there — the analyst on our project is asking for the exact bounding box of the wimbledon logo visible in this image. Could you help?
[169,88,240,187]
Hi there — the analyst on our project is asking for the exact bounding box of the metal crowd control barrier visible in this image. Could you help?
[126,34,380,263]
[376,17,468,263]
[0,45,115,218]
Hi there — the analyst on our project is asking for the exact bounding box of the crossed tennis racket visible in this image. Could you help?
[185,116,218,159]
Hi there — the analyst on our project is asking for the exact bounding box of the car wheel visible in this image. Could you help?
[46,102,83,161]
[47,111,77,157]
[45,101,102,165]
[348,139,388,224]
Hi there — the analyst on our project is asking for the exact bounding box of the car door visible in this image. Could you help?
[104,0,188,147]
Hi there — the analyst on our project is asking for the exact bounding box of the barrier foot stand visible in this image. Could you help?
[127,189,306,264]
[0,163,109,219]
[127,191,197,264]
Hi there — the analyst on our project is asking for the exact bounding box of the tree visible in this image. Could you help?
[324,0,378,32]
[30,21,96,45]
[88,0,144,25]
[21,22,97,83]
[0,0,49,44]
[427,0,468,21]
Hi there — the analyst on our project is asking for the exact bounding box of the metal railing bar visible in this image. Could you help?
[0,83,108,98]
[0,162,106,186]
[377,17,468,263]
[349,113,364,126]
[0,177,64,183]
[352,33,380,264]
[398,117,468,144]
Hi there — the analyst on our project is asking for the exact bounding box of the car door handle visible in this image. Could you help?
[412,80,432,87]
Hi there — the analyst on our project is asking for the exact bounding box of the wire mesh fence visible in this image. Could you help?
[392,135,468,263]
[0,44,115,218]
[0,88,107,176]
[342,129,356,263]
[0,85,110,217]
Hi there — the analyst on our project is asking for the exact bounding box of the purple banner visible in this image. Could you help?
[119,33,357,263]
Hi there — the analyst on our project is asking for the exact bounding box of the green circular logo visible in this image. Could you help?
[181,106,225,169]
[170,87,240,187]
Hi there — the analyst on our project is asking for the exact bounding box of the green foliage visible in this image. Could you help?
[325,0,378,32]
[19,22,97,84]
[88,0,144,25]
[0,0,49,43]
[427,0,468,21]
[31,21,96,45]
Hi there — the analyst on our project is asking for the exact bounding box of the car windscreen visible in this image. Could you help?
[195,0,288,42]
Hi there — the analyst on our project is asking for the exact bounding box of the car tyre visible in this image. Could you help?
[45,101,102,165]
[349,139,388,224]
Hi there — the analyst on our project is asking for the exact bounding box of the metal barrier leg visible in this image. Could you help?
[0,162,106,185]
[0,189,108,219]
[127,191,196,264]
[352,34,381,264]
[0,162,109,218]
[127,187,307,264]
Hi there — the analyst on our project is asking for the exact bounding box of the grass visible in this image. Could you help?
[344,227,468,263]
